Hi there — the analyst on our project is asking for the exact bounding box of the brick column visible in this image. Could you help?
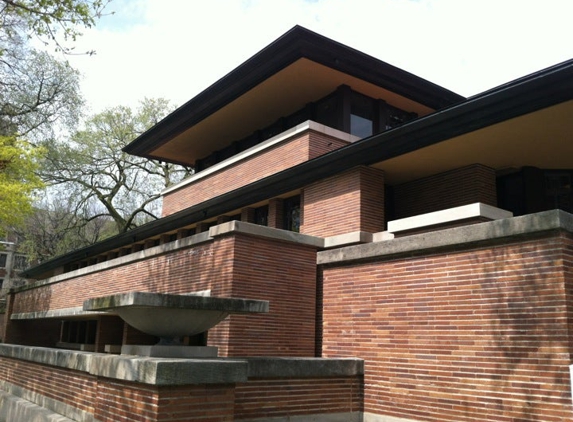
[241,207,255,223]
[268,198,284,229]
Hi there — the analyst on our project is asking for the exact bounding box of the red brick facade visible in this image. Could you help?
[0,354,361,422]
[393,164,497,219]
[162,129,350,217]
[234,377,363,419]
[302,166,385,237]
[321,232,573,422]
[6,232,318,357]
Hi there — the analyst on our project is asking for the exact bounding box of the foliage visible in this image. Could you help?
[0,136,44,235]
[40,98,191,237]
[14,197,116,263]
[0,0,106,239]
[0,43,82,138]
[0,0,109,54]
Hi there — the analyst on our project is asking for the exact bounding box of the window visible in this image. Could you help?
[61,320,97,344]
[254,205,268,226]
[350,91,374,138]
[0,253,6,268]
[283,196,301,233]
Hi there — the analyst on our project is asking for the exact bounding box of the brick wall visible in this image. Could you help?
[234,376,363,420]
[96,381,236,422]
[0,356,98,416]
[7,232,318,357]
[321,232,573,422]
[302,166,385,237]
[162,130,349,216]
[0,353,362,422]
[225,235,317,357]
[393,164,497,219]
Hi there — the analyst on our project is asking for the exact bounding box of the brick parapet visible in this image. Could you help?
[0,345,364,422]
[320,210,573,422]
[7,222,321,357]
[162,125,352,217]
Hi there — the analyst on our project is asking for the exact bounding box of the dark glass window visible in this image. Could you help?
[545,171,573,212]
[350,91,374,138]
[0,254,6,268]
[283,196,301,233]
[254,205,268,226]
[350,114,373,138]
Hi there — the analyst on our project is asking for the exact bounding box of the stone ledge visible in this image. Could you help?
[89,355,248,385]
[11,306,106,320]
[0,344,364,386]
[246,357,364,378]
[318,210,573,265]
[0,344,96,373]
[324,231,373,248]
[387,202,512,234]
[210,220,324,248]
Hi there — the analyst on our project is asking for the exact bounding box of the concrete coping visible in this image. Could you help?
[210,220,324,248]
[10,306,107,321]
[387,202,513,234]
[245,357,364,379]
[0,344,364,386]
[319,209,573,265]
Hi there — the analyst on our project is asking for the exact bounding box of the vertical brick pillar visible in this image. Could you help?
[302,166,385,237]
[241,207,255,223]
[268,198,284,229]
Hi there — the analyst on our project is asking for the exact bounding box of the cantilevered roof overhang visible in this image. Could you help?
[123,25,464,166]
[23,58,573,279]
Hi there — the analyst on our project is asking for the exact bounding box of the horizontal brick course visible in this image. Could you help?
[321,232,573,422]
[393,164,497,219]
[163,130,349,216]
[8,232,318,357]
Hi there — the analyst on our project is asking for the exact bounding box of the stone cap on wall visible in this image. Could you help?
[318,209,573,265]
[0,344,364,386]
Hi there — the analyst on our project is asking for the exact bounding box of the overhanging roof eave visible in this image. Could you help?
[22,58,573,279]
[122,25,464,160]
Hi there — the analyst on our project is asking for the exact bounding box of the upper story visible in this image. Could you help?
[21,25,573,280]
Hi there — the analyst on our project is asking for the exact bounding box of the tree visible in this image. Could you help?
[0,136,44,234]
[14,197,116,263]
[0,0,107,235]
[40,98,191,236]
[0,0,109,54]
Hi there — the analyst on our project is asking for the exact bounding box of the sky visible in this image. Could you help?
[65,0,573,114]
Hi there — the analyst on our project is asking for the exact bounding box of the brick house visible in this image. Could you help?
[1,26,572,421]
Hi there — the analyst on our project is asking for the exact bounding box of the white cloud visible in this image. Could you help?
[66,0,573,113]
